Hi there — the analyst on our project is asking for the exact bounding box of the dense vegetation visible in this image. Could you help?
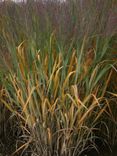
[0,0,117,155]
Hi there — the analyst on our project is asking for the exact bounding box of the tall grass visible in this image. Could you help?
[0,0,117,155]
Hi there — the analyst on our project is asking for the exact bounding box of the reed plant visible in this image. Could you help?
[0,0,116,155]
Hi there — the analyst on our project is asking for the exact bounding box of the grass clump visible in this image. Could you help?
[0,0,117,155]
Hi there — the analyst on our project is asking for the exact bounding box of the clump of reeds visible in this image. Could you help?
[0,0,117,155]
